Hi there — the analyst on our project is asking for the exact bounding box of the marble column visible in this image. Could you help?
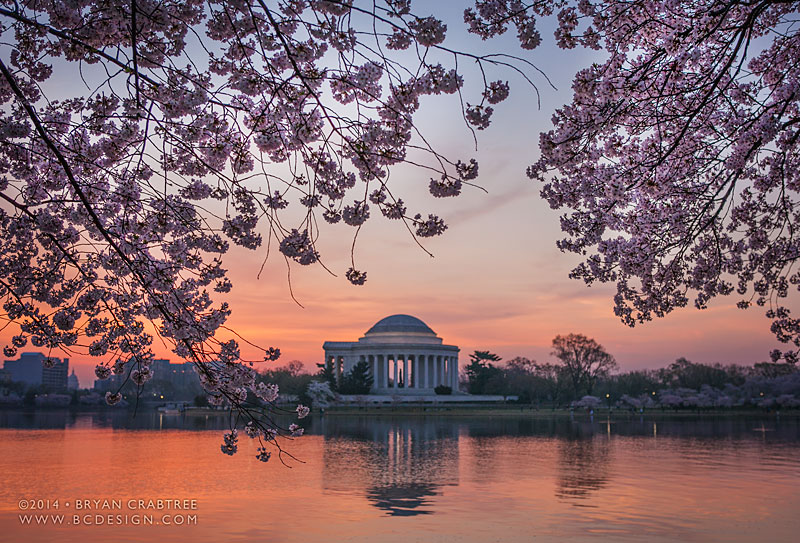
[425,353,433,388]
[382,354,388,388]
[402,355,408,389]
[393,355,398,389]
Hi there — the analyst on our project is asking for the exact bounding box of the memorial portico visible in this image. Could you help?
[323,315,460,395]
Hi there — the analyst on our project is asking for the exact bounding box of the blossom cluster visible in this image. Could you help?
[221,430,238,456]
[0,0,532,460]
[523,0,800,358]
[463,0,556,49]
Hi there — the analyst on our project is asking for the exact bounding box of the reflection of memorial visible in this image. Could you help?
[321,418,459,516]
[555,438,612,503]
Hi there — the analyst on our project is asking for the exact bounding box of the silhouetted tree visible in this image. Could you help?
[316,360,338,392]
[658,357,744,389]
[752,362,799,378]
[339,360,374,395]
[594,370,660,400]
[261,361,314,399]
[504,357,569,405]
[465,350,503,395]
[552,334,617,397]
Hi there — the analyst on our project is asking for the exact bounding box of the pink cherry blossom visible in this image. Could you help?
[524,0,800,361]
[0,0,543,461]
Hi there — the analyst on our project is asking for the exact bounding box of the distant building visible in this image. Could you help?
[3,352,45,386]
[3,352,69,390]
[169,363,197,389]
[151,358,171,374]
[42,358,69,390]
[93,374,122,393]
[67,369,79,390]
[94,358,199,400]
[323,314,460,395]
[152,359,196,388]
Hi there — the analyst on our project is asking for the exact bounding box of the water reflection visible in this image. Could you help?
[0,409,297,431]
[2,410,798,438]
[2,409,800,517]
[555,438,612,504]
[365,483,440,516]
[320,417,459,516]
[1,411,800,542]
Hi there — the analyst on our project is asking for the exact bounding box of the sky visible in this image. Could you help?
[0,4,783,387]
[215,8,780,380]
[187,6,782,382]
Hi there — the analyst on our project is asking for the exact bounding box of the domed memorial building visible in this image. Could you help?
[323,315,459,395]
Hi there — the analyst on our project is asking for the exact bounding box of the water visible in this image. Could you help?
[1,411,799,542]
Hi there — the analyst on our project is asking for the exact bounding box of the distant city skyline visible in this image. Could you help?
[18,289,781,391]
[2,352,69,390]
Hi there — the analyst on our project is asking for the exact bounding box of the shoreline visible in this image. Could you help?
[314,406,800,418]
[2,403,798,420]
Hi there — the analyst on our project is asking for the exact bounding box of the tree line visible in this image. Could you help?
[252,332,800,411]
[463,334,800,410]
